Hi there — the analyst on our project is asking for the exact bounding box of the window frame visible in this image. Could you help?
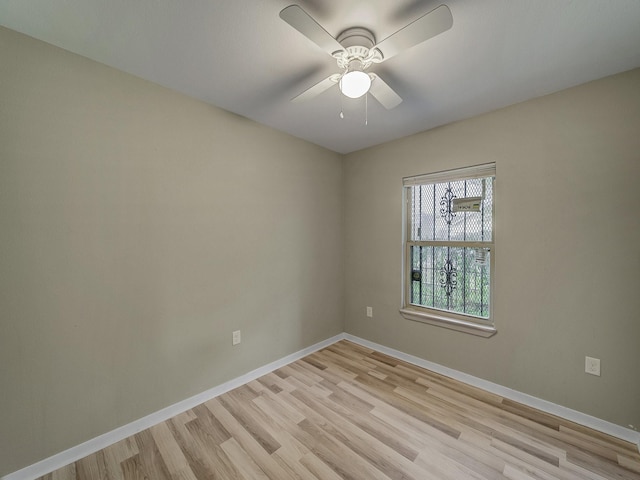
[400,163,497,337]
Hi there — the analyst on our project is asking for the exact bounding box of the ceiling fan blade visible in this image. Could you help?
[372,5,453,62]
[280,5,345,56]
[292,74,340,103]
[369,74,402,109]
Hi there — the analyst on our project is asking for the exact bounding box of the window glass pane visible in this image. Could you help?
[409,245,490,319]
[409,177,493,242]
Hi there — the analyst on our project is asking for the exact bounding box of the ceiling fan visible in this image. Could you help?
[279,4,453,109]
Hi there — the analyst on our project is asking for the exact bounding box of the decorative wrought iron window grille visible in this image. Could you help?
[403,164,495,324]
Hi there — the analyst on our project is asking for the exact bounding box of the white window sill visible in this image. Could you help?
[399,308,497,338]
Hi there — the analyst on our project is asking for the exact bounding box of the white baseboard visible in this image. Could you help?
[5,331,639,479]
[343,333,640,449]
[1,333,346,480]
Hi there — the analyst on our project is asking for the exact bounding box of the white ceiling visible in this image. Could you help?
[2,0,640,154]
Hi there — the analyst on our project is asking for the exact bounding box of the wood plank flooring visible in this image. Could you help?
[39,340,640,479]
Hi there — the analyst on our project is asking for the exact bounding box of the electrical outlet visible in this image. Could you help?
[585,356,600,376]
[232,330,241,346]
[366,306,373,318]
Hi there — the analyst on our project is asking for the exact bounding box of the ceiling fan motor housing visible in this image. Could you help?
[334,27,381,70]
[337,27,375,49]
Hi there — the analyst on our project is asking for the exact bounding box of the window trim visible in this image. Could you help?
[399,307,497,337]
[400,163,497,337]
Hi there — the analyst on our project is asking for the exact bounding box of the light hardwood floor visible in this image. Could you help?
[40,340,640,479]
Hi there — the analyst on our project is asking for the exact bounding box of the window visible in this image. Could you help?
[400,163,496,337]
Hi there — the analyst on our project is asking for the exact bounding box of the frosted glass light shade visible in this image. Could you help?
[339,71,371,99]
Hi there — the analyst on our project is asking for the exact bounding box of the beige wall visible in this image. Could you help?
[0,26,343,475]
[344,68,640,430]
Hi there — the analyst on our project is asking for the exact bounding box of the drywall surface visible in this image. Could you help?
[0,26,343,475]
[343,68,640,429]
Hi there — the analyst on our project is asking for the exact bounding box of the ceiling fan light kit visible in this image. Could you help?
[279,4,453,112]
[339,62,371,99]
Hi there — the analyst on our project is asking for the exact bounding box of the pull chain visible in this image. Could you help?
[339,93,344,119]
[365,93,368,125]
